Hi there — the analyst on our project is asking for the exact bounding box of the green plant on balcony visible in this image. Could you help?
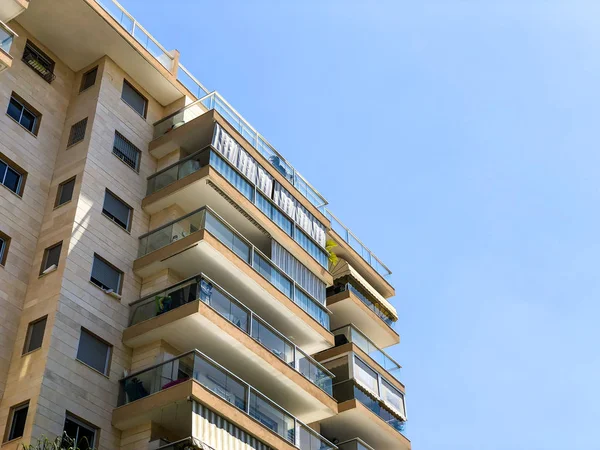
[155,294,172,315]
[326,239,339,269]
[20,434,95,450]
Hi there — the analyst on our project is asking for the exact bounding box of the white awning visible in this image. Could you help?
[331,259,398,320]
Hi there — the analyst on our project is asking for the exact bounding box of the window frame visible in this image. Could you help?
[112,131,141,172]
[22,316,47,355]
[90,253,123,294]
[79,66,98,93]
[4,401,29,443]
[0,230,10,266]
[76,328,112,376]
[121,79,148,118]
[54,176,76,208]
[6,93,41,136]
[102,189,133,232]
[39,241,62,276]
[62,413,99,450]
[22,40,56,83]
[0,153,26,196]
[67,117,88,148]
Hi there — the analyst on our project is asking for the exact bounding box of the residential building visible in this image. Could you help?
[0,1,409,449]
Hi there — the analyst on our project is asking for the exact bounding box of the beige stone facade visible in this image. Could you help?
[0,1,408,450]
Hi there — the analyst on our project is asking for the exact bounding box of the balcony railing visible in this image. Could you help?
[157,437,214,450]
[129,273,334,395]
[337,438,375,450]
[152,92,328,212]
[22,43,55,83]
[0,21,16,55]
[333,325,401,380]
[95,0,175,70]
[137,206,330,329]
[119,350,337,450]
[332,380,406,435]
[325,210,392,279]
[327,278,396,329]
[146,146,329,268]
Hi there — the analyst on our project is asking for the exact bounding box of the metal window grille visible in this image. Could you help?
[67,118,87,147]
[22,41,56,83]
[113,131,141,171]
[80,67,98,92]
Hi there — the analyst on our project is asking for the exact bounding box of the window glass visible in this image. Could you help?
[76,328,111,375]
[102,190,132,230]
[23,317,47,354]
[80,67,98,92]
[5,402,28,442]
[0,155,24,195]
[113,131,141,171]
[62,415,97,450]
[40,242,62,274]
[90,254,122,293]
[56,177,75,207]
[6,94,40,134]
[121,80,147,117]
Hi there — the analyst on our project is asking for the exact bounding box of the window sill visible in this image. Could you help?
[121,98,147,121]
[54,199,72,210]
[89,280,122,300]
[21,347,42,358]
[38,265,58,278]
[5,113,38,138]
[2,437,23,446]
[66,139,85,150]
[101,212,131,235]
[75,358,110,379]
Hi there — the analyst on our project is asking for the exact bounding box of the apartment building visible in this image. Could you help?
[0,1,410,449]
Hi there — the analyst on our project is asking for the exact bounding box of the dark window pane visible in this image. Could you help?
[62,416,96,450]
[42,242,62,272]
[6,98,22,122]
[57,178,75,206]
[22,41,55,83]
[76,329,110,374]
[121,80,147,117]
[24,317,46,353]
[62,417,79,445]
[67,118,87,147]
[76,424,95,450]
[80,67,98,92]
[90,255,121,292]
[0,238,5,263]
[102,191,131,230]
[3,167,21,194]
[113,132,140,171]
[20,109,36,132]
[7,404,28,441]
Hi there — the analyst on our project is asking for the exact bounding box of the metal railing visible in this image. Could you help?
[333,325,401,380]
[129,273,334,394]
[325,210,392,278]
[137,205,330,329]
[146,146,329,268]
[327,278,396,329]
[0,21,16,56]
[95,0,175,70]
[157,437,214,450]
[332,380,406,435]
[119,349,337,450]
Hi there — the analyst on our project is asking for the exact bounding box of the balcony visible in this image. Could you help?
[155,437,213,450]
[332,325,402,382]
[134,206,333,353]
[144,144,331,274]
[124,273,337,422]
[327,275,399,349]
[316,352,409,449]
[0,0,28,23]
[0,21,16,73]
[115,350,337,450]
[337,438,375,450]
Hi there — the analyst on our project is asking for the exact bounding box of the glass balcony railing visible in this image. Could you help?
[137,206,330,329]
[333,325,401,380]
[146,147,329,268]
[95,0,175,70]
[325,210,392,279]
[337,439,375,450]
[332,380,406,435]
[0,21,16,55]
[327,278,396,329]
[152,92,328,213]
[129,273,334,395]
[119,350,337,450]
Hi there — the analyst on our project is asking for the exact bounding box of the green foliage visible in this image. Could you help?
[326,239,339,269]
[20,434,95,450]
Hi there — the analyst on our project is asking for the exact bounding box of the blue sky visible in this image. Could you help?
[121,1,599,448]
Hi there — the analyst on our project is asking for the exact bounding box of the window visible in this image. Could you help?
[55,177,75,207]
[90,254,123,293]
[23,316,47,354]
[22,40,55,83]
[80,66,98,93]
[6,93,41,135]
[4,401,28,442]
[39,241,62,275]
[102,190,132,231]
[112,131,141,171]
[67,118,88,147]
[0,231,10,266]
[121,79,147,118]
[62,414,98,450]
[76,328,111,375]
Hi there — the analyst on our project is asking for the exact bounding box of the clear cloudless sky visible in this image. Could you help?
[118,1,600,448]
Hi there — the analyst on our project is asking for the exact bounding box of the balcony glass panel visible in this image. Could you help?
[146,150,209,195]
[299,424,336,450]
[0,22,15,55]
[194,354,247,410]
[353,356,379,396]
[380,378,406,418]
[249,392,295,443]
[138,209,205,257]
[252,252,292,298]
[337,439,374,450]
[128,274,334,395]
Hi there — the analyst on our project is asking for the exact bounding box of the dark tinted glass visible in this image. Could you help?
[102,191,131,230]
[3,167,21,193]
[57,178,75,206]
[62,417,96,450]
[6,98,21,122]
[76,329,110,374]
[20,109,36,132]
[121,80,147,117]
[42,242,62,272]
[7,404,28,441]
[90,255,121,292]
[80,67,98,92]
[113,132,140,171]
[24,317,46,353]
